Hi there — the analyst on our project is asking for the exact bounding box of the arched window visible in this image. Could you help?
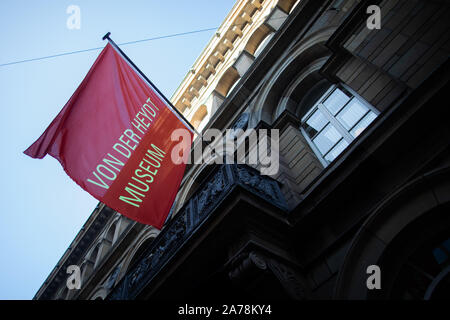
[128,237,155,271]
[191,105,208,130]
[254,32,274,58]
[105,221,117,244]
[289,0,301,13]
[216,67,240,97]
[90,244,100,265]
[300,85,378,165]
[226,79,239,97]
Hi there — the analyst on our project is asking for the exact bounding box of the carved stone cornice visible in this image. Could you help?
[228,250,308,300]
[34,205,115,300]
[171,0,274,119]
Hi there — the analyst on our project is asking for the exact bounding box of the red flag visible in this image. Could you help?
[24,43,193,229]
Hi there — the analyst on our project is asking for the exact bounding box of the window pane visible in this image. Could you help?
[325,139,349,162]
[433,248,448,265]
[350,111,377,138]
[302,109,328,138]
[336,98,368,130]
[313,124,342,155]
[323,88,351,115]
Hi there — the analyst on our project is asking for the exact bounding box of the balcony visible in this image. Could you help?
[108,164,287,300]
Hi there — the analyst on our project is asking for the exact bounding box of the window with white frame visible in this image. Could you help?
[301,86,378,165]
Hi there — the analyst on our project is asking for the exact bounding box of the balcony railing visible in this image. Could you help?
[108,164,287,300]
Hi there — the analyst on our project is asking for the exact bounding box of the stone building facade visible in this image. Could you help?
[35,0,450,300]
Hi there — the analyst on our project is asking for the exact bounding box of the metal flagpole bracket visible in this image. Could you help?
[102,32,111,41]
[100,32,200,136]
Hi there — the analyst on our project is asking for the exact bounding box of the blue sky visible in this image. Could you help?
[0,0,236,300]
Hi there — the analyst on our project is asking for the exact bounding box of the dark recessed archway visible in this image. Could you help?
[335,167,450,300]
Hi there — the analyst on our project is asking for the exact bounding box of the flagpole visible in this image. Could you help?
[102,32,200,136]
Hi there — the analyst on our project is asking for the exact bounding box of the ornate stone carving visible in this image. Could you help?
[104,266,120,289]
[228,251,307,300]
[108,164,288,300]
[267,259,307,300]
[235,165,286,209]
[196,168,226,216]
[232,113,249,130]
[228,251,268,284]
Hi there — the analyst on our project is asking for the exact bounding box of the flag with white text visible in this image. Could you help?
[24,43,193,229]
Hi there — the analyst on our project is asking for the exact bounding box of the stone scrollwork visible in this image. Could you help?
[232,112,249,130]
[234,165,287,210]
[267,258,307,300]
[228,251,307,300]
[228,251,269,286]
[196,167,227,216]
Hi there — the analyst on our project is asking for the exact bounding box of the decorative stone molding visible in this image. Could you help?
[205,90,225,115]
[267,258,307,300]
[232,26,243,38]
[223,39,234,50]
[241,12,253,23]
[81,260,94,281]
[96,238,112,265]
[181,97,191,108]
[104,266,121,290]
[216,66,240,97]
[34,205,115,300]
[214,52,225,63]
[205,63,216,74]
[228,250,307,300]
[189,87,200,98]
[197,75,208,86]
[233,50,256,77]
[265,6,289,31]
[108,164,287,300]
[170,0,282,128]
[232,112,250,130]
[228,251,268,284]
